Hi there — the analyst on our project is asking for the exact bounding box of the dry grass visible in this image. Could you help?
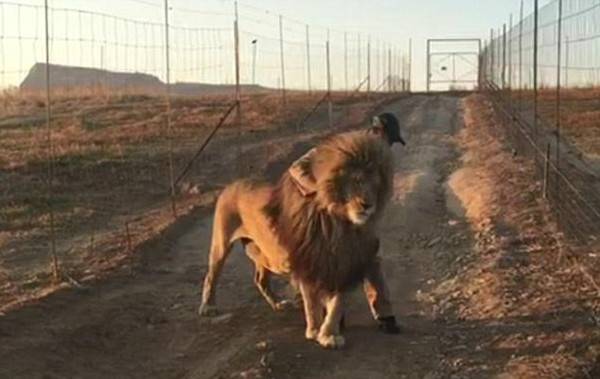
[514,87,600,160]
[430,94,600,378]
[0,88,387,311]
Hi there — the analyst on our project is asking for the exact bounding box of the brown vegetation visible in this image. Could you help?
[429,94,600,378]
[0,89,388,312]
[515,87,600,160]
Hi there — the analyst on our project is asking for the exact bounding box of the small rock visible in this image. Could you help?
[427,237,442,248]
[260,352,275,367]
[237,368,263,379]
[147,315,168,325]
[255,340,271,351]
[211,313,233,324]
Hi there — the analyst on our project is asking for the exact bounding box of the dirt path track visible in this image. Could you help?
[0,94,471,379]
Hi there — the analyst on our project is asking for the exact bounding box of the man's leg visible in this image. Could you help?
[363,256,401,334]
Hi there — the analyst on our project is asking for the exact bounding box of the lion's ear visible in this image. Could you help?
[311,157,334,184]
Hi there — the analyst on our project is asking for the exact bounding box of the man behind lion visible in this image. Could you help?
[288,113,405,334]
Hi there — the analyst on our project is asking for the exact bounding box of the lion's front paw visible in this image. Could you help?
[317,333,345,349]
[198,303,218,317]
[305,328,319,341]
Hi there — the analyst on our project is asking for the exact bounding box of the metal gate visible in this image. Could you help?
[426,38,481,91]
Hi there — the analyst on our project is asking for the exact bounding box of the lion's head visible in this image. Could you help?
[264,130,393,293]
[310,132,391,225]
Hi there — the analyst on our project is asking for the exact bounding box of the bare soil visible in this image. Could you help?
[1,93,598,378]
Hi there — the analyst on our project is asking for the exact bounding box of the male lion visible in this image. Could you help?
[199,130,393,348]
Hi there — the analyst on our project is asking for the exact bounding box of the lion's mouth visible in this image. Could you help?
[349,208,375,225]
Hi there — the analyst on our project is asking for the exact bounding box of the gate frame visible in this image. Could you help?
[426,38,482,92]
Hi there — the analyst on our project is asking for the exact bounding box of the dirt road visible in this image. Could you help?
[0,94,471,378]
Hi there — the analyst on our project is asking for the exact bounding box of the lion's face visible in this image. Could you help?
[338,165,382,225]
[288,131,391,228]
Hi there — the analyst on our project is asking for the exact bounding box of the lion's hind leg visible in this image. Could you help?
[199,190,240,317]
[244,241,287,312]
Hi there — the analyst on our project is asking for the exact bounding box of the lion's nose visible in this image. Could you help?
[359,200,373,210]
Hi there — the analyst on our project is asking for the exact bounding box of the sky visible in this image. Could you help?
[0,0,553,91]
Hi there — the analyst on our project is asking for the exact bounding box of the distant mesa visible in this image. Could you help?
[20,63,269,95]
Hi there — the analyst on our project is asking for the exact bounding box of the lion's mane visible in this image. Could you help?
[264,131,393,294]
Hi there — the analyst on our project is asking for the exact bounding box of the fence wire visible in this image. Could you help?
[481,0,600,248]
[0,0,410,308]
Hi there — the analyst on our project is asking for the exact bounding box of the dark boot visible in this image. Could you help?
[377,316,401,334]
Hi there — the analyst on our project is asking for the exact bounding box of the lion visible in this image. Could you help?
[199,130,393,348]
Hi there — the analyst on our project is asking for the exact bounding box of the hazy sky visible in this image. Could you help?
[0,0,550,91]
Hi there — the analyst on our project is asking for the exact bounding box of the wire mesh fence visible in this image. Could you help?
[0,0,411,308]
[481,0,600,249]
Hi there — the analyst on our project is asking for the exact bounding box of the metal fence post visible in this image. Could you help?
[478,39,483,90]
[305,24,311,94]
[164,0,177,218]
[382,43,387,90]
[44,0,59,281]
[397,49,399,92]
[388,47,392,92]
[543,143,551,199]
[234,1,242,173]
[393,48,396,92]
[498,27,502,85]
[565,36,569,89]
[367,36,371,97]
[326,37,333,128]
[426,40,431,92]
[251,39,257,85]
[519,0,524,111]
[490,29,494,86]
[344,32,348,93]
[357,33,361,87]
[234,1,241,106]
[533,0,539,141]
[278,15,286,106]
[408,38,412,92]
[555,0,563,199]
[508,15,513,108]
[502,23,507,89]
[401,52,406,92]
[375,39,380,90]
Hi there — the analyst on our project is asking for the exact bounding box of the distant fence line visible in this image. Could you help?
[0,0,411,304]
[0,0,411,93]
[481,0,600,246]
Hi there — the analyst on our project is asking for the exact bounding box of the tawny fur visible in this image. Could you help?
[264,131,392,294]
[199,130,393,348]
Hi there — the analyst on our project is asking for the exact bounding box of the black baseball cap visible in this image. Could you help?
[372,113,406,146]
